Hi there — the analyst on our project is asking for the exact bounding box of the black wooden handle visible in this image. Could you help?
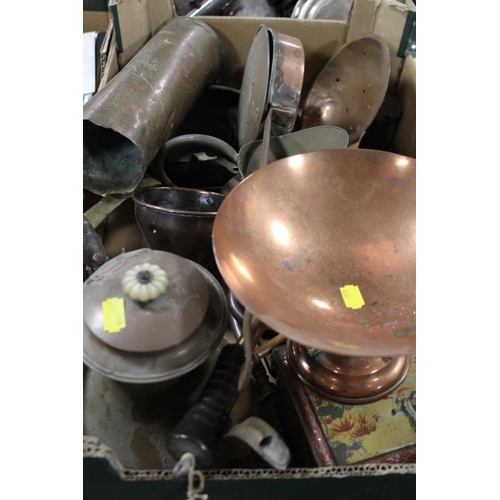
[166,343,245,468]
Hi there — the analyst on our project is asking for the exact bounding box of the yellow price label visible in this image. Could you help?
[339,285,365,310]
[102,297,126,333]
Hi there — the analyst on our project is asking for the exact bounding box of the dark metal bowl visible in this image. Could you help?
[133,187,225,269]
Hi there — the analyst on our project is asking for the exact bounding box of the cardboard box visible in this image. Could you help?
[107,0,415,94]
[83,7,116,92]
[102,0,415,156]
[108,0,176,67]
[84,0,417,489]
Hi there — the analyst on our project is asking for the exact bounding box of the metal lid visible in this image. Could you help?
[83,253,228,384]
[238,25,271,148]
[83,249,209,353]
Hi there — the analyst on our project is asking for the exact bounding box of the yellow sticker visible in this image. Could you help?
[102,298,126,333]
[340,285,365,310]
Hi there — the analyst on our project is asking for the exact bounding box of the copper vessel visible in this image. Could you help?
[212,149,415,403]
[133,186,225,269]
[83,18,224,196]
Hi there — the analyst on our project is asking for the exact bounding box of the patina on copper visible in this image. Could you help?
[83,18,224,196]
[301,35,390,145]
[212,149,415,358]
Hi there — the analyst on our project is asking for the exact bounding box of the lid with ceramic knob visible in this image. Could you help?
[83,248,228,384]
[83,248,210,353]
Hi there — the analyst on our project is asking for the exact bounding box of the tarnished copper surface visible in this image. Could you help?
[212,149,415,357]
[83,18,224,196]
[288,341,410,404]
[301,35,390,145]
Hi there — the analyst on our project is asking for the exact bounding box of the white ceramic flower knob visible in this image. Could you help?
[121,263,169,302]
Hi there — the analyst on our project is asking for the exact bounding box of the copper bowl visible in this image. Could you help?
[212,149,415,358]
[133,187,225,269]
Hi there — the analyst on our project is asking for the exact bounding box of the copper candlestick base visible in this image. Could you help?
[287,341,410,405]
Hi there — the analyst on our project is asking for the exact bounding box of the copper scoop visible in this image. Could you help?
[301,35,391,145]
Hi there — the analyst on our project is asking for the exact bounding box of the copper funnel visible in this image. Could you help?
[301,35,390,145]
[212,149,415,402]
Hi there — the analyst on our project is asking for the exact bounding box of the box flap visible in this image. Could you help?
[108,0,176,68]
[348,0,416,92]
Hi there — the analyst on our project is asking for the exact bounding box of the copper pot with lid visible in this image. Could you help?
[83,216,228,386]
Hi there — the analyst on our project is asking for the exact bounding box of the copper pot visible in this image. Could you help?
[83,216,228,387]
[133,186,226,269]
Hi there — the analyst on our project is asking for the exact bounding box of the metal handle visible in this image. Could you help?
[166,343,245,469]
[152,134,240,187]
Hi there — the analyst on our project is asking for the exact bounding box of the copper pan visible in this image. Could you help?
[212,148,415,358]
[238,25,305,149]
[301,35,390,145]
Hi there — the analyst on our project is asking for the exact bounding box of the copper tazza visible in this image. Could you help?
[212,148,415,358]
[212,148,415,402]
[301,35,391,145]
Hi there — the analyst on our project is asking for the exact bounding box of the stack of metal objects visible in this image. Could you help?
[83,11,415,473]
